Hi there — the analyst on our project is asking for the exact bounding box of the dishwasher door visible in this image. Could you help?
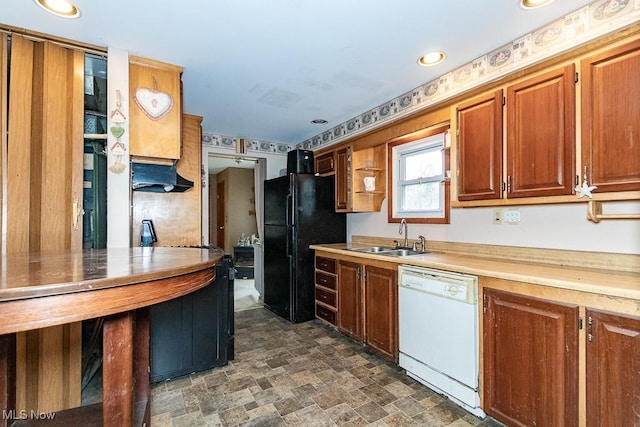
[398,265,482,415]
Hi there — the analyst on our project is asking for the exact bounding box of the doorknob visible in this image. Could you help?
[219,226,225,230]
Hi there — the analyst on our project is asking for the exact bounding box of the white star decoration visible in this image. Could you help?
[575,176,597,199]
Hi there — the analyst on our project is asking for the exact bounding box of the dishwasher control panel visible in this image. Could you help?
[398,265,478,303]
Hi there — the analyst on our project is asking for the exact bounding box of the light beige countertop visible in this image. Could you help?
[310,242,640,303]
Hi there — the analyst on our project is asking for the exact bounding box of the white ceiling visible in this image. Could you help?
[2,0,595,146]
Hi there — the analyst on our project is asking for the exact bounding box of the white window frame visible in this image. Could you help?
[391,130,447,220]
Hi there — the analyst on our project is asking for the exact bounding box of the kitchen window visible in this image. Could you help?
[388,124,450,224]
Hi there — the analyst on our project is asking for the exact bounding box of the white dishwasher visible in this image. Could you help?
[398,265,485,418]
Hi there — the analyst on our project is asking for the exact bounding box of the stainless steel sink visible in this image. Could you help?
[347,246,425,256]
[382,249,424,257]
[348,246,397,253]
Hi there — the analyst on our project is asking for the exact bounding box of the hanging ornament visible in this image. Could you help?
[109,90,128,174]
[575,167,597,199]
[134,77,173,121]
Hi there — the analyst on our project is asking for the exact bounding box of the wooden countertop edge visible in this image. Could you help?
[0,268,216,335]
[0,248,224,301]
[310,244,640,302]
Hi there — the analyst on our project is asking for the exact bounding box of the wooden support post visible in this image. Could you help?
[102,312,134,427]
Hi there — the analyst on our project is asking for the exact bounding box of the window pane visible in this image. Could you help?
[404,150,443,180]
[401,182,441,211]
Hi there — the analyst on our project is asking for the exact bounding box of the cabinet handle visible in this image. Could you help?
[72,194,83,231]
[507,176,512,193]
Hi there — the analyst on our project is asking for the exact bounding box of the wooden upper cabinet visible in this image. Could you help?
[457,90,503,201]
[483,288,579,427]
[586,309,640,426]
[335,147,350,211]
[315,151,335,175]
[129,56,183,161]
[581,39,640,193]
[507,64,575,198]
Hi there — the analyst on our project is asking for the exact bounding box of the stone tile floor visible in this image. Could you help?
[150,308,505,427]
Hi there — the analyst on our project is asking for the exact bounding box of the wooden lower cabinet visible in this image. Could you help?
[336,259,397,362]
[363,265,397,363]
[586,309,640,426]
[315,256,338,326]
[337,260,363,341]
[483,288,579,427]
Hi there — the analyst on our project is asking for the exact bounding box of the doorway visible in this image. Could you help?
[207,154,263,311]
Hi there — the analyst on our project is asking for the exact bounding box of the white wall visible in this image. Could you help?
[348,199,640,255]
[106,47,131,248]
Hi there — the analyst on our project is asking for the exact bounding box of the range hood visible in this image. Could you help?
[131,162,194,193]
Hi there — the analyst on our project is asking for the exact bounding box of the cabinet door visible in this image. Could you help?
[506,64,575,198]
[364,265,397,362]
[337,260,362,341]
[315,151,335,175]
[335,147,349,210]
[457,90,503,201]
[586,309,640,426]
[483,288,578,427]
[581,39,640,192]
[129,57,183,160]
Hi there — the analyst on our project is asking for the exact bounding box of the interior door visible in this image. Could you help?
[5,35,84,412]
[216,180,225,249]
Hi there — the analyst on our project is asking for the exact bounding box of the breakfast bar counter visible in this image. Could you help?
[0,247,224,427]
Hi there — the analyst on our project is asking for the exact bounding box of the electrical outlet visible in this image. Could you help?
[504,208,521,224]
[493,209,503,225]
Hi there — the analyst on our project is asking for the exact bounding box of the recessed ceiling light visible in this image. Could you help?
[417,52,446,67]
[33,0,81,18]
[520,0,555,10]
[311,119,328,125]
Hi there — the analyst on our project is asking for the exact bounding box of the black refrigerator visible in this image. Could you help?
[264,174,346,323]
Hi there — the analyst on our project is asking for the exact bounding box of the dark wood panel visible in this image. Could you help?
[0,334,16,427]
[581,38,640,192]
[457,90,503,201]
[507,64,575,197]
[586,309,640,426]
[483,288,578,427]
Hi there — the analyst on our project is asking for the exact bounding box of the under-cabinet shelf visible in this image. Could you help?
[84,133,108,140]
[355,167,383,173]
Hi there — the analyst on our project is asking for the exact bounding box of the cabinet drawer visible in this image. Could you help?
[315,287,337,308]
[316,303,337,325]
[315,271,336,290]
[316,256,337,274]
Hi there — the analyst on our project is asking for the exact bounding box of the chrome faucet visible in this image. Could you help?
[418,235,426,252]
[399,218,408,249]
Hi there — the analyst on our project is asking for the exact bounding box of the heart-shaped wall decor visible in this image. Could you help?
[134,87,174,121]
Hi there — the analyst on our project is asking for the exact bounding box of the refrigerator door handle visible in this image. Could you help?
[286,193,292,227]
